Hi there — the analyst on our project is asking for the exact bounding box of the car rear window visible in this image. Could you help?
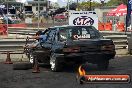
[59,26,103,41]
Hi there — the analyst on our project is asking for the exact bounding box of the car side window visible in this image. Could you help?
[59,29,67,41]
[81,28,90,35]
[46,29,56,43]
[89,28,100,39]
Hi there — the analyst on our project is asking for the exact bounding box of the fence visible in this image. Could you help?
[0,13,131,37]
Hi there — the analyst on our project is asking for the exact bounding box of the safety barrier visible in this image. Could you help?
[0,39,34,51]
[0,24,7,35]
[102,34,128,49]
[8,23,27,28]
[0,35,128,51]
[0,23,27,36]
[1,29,130,51]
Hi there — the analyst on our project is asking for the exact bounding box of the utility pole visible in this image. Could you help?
[77,0,79,11]
[6,0,9,36]
[100,0,105,7]
[67,0,69,11]
[89,0,92,11]
[38,0,40,30]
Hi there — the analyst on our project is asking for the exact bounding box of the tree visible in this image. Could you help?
[120,0,127,5]
[106,0,127,6]
[69,3,77,10]
[78,1,100,11]
[51,2,60,9]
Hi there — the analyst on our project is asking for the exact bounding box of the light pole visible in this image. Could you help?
[77,0,79,11]
[89,0,92,11]
[67,0,70,11]
[5,0,9,36]
[100,0,106,26]
[38,0,40,30]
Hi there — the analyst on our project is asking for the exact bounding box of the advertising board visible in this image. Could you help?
[69,11,98,29]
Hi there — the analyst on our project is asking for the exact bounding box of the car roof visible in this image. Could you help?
[49,25,93,28]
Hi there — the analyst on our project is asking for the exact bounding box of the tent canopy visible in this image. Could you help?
[107,4,127,16]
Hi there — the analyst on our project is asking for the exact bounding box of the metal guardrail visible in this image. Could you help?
[0,39,34,51]
[102,33,128,49]
[0,29,130,51]
[0,36,128,51]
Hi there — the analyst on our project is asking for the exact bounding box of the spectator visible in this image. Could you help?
[25,30,47,48]
[116,20,125,32]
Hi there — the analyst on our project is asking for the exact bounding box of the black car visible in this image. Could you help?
[24,25,116,72]
[128,32,132,54]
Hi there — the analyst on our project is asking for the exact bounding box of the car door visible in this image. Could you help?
[41,28,56,55]
[128,32,132,53]
[34,28,56,63]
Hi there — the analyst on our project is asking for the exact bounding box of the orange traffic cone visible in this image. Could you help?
[32,58,40,73]
[4,52,13,64]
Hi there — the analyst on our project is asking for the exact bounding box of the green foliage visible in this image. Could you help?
[78,1,100,10]
[58,0,127,10]
[51,2,60,9]
[72,0,128,10]
[69,3,77,10]
[121,0,127,5]
[106,0,127,6]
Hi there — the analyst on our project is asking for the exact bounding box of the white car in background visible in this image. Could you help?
[7,14,21,23]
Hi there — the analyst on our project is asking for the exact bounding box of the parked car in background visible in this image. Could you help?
[0,14,21,24]
[7,14,21,24]
[39,11,48,17]
[54,14,67,22]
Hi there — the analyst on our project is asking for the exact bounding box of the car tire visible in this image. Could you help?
[97,60,109,70]
[50,54,62,72]
[13,62,32,70]
[76,74,86,84]
[29,53,34,64]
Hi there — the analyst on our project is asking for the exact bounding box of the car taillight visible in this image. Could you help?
[101,45,115,51]
[63,47,80,53]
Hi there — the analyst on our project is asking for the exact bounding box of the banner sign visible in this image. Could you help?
[69,11,98,29]
[126,0,132,29]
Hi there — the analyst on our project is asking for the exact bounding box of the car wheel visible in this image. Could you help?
[50,54,62,72]
[29,53,34,64]
[76,74,86,84]
[13,62,32,70]
[97,60,109,70]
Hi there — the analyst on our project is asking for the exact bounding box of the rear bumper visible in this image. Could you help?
[55,51,116,62]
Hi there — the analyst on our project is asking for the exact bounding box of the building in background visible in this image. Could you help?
[94,6,123,23]
[0,0,49,14]
[26,0,49,14]
[1,0,22,9]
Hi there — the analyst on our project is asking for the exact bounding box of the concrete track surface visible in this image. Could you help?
[0,28,131,88]
[0,55,132,88]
